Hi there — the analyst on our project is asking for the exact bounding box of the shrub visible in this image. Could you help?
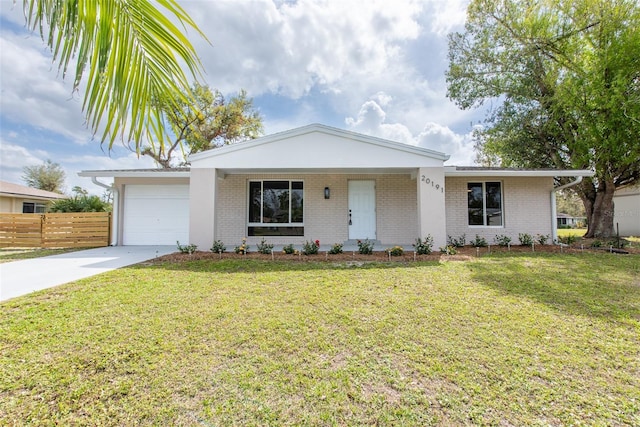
[536,234,550,245]
[518,233,534,246]
[447,234,466,248]
[387,246,404,256]
[440,245,458,255]
[282,244,296,254]
[558,234,579,245]
[48,195,111,212]
[234,237,249,254]
[591,239,603,248]
[413,235,434,255]
[495,234,512,247]
[176,241,197,254]
[470,234,488,247]
[357,239,374,255]
[302,239,320,255]
[256,238,274,254]
[210,240,226,253]
[328,243,343,255]
[607,238,629,249]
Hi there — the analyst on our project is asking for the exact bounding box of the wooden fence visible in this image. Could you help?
[0,212,111,248]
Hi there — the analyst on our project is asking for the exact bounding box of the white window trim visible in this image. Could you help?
[467,181,504,228]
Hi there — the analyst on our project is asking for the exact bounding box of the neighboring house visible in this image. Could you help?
[613,185,640,236]
[556,213,586,228]
[79,124,594,248]
[0,180,65,213]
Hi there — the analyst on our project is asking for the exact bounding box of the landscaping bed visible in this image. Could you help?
[154,241,639,264]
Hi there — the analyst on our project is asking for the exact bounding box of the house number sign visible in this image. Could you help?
[421,175,445,193]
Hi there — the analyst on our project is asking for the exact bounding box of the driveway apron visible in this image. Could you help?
[0,246,175,302]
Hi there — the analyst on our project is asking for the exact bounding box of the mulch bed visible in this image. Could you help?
[151,242,638,264]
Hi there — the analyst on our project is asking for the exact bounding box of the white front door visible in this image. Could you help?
[348,180,376,240]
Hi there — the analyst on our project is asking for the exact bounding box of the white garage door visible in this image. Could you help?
[123,185,189,245]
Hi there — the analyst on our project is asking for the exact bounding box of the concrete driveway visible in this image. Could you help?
[0,246,176,302]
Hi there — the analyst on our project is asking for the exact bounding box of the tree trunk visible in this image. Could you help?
[582,178,616,238]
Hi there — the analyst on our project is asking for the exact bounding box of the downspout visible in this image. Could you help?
[91,177,119,246]
[551,176,583,244]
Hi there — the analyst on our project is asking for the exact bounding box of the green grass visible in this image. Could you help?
[556,228,587,238]
[0,248,85,263]
[1,254,639,425]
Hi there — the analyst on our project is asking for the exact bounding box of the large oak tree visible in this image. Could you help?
[142,84,263,168]
[447,0,640,237]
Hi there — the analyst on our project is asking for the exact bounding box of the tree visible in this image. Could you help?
[141,83,264,168]
[447,0,640,238]
[22,160,66,193]
[72,186,88,196]
[22,0,207,151]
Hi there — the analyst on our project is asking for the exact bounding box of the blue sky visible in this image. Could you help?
[0,0,484,195]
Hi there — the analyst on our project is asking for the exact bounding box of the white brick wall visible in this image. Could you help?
[215,173,418,247]
[445,176,554,244]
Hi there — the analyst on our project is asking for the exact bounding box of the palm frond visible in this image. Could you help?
[23,0,207,151]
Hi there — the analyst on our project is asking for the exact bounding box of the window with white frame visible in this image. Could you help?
[22,202,46,213]
[248,180,304,236]
[468,182,503,226]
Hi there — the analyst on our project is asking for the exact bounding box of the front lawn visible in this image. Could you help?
[1,253,638,425]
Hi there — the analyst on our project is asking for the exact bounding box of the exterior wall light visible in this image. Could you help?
[324,187,330,199]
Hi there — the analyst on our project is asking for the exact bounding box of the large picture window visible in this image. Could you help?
[248,180,304,236]
[468,182,503,226]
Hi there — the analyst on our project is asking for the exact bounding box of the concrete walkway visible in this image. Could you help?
[0,246,176,302]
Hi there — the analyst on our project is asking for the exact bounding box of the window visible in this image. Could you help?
[468,182,502,226]
[22,202,46,213]
[248,180,304,236]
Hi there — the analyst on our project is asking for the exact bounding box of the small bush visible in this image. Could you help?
[440,245,458,255]
[470,235,488,248]
[387,246,404,256]
[447,234,466,248]
[234,237,249,254]
[210,240,226,253]
[559,235,579,245]
[176,241,197,254]
[357,239,374,255]
[591,240,603,248]
[413,235,434,255]
[328,243,343,255]
[495,234,512,247]
[282,244,296,254]
[256,238,274,254]
[518,233,534,246]
[607,238,629,249]
[536,234,550,245]
[302,239,320,255]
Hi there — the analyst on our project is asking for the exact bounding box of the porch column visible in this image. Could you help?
[189,168,217,249]
[417,167,447,248]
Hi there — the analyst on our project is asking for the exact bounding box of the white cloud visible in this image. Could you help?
[345,95,477,165]
[0,0,480,183]
[0,138,157,196]
[0,31,93,145]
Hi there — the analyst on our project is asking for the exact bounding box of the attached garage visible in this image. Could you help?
[122,184,190,245]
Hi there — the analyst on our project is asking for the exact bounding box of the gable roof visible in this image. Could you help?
[0,181,66,200]
[189,124,449,172]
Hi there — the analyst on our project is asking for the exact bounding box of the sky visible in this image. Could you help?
[0,0,485,195]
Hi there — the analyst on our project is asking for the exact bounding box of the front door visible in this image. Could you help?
[348,180,376,240]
